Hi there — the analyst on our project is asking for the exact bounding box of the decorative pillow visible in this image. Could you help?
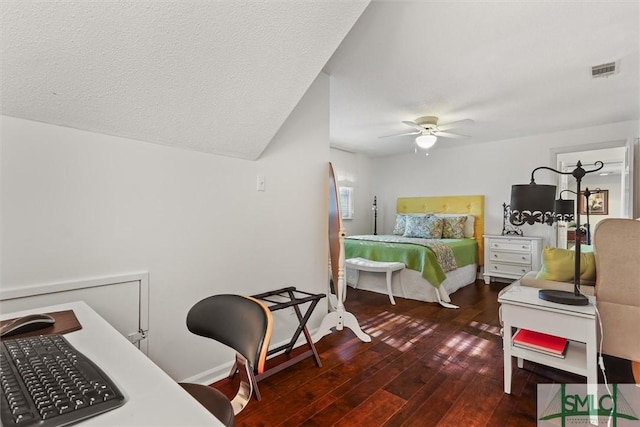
[442,216,467,239]
[392,214,407,235]
[403,216,444,239]
[464,215,475,238]
[392,214,427,235]
[434,214,475,238]
[536,246,596,285]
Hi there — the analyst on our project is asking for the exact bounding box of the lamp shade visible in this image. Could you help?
[554,198,575,222]
[509,183,556,225]
[510,184,556,212]
[554,198,574,214]
[415,134,437,149]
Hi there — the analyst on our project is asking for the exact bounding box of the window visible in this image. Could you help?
[339,186,354,220]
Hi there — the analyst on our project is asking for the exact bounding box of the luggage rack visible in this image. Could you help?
[251,287,325,380]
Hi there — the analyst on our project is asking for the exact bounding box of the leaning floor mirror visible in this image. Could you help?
[315,163,370,343]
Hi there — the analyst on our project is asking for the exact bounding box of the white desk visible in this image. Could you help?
[499,284,597,399]
[1,301,222,426]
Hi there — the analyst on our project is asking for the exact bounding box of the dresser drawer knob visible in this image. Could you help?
[494,266,498,269]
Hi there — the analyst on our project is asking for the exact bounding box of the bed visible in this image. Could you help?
[344,195,484,307]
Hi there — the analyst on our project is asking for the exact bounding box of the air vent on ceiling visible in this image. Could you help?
[591,62,616,78]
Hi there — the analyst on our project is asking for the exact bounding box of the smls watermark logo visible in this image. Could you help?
[538,384,640,426]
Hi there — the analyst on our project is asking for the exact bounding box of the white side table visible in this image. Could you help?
[498,283,597,399]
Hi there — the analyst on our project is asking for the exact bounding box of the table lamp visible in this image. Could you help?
[556,187,601,245]
[509,160,604,306]
[554,190,575,223]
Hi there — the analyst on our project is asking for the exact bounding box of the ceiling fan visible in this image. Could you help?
[380,116,473,153]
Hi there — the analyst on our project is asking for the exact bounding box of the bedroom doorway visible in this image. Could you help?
[551,138,635,248]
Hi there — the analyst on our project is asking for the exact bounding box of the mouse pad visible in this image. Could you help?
[0,310,82,340]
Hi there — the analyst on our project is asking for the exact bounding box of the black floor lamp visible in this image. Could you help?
[509,160,604,306]
[372,196,378,235]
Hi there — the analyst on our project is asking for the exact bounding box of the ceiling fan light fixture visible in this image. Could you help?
[415,134,437,149]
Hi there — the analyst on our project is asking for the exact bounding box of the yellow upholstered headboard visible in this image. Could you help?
[396,195,485,266]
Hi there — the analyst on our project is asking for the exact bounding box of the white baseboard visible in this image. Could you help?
[180,325,325,385]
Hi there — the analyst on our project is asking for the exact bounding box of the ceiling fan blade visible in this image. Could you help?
[437,118,474,131]
[433,131,469,139]
[401,120,426,132]
[379,130,421,139]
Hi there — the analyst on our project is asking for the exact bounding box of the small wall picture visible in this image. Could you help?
[579,190,608,215]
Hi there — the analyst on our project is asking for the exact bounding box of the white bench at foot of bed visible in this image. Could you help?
[345,262,476,309]
[345,258,405,305]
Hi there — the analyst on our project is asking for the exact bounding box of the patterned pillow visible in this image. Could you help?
[434,214,475,238]
[392,214,407,235]
[392,214,428,235]
[403,216,444,238]
[442,216,467,239]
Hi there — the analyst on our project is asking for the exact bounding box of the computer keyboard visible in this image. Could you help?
[1,334,125,427]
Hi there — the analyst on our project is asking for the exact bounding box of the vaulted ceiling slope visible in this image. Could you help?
[1,1,369,160]
[325,1,640,157]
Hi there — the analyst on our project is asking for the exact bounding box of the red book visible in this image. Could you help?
[512,329,568,356]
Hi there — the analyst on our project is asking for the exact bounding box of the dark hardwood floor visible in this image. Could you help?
[213,281,635,426]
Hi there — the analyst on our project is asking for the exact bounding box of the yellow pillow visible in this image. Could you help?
[536,246,596,285]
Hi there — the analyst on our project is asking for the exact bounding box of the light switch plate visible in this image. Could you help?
[257,175,266,191]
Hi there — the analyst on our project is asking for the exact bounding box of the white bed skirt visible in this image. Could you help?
[345,264,478,305]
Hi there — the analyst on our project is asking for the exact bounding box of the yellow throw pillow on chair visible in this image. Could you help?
[536,246,596,285]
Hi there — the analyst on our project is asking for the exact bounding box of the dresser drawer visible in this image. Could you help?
[486,261,530,276]
[489,251,532,265]
[488,240,531,252]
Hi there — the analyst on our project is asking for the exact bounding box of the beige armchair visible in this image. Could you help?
[592,218,640,383]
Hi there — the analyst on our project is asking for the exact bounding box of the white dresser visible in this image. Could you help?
[483,234,542,284]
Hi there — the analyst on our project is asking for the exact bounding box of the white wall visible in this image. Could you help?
[370,120,640,247]
[1,72,331,382]
[329,148,375,236]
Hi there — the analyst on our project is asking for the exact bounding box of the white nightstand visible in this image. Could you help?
[498,284,597,402]
[483,234,542,284]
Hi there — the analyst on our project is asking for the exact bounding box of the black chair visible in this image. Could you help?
[179,295,273,425]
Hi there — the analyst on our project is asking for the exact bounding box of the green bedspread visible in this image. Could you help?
[344,236,478,288]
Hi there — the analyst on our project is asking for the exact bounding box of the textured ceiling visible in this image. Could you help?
[1,1,369,160]
[325,1,640,156]
[3,1,638,161]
